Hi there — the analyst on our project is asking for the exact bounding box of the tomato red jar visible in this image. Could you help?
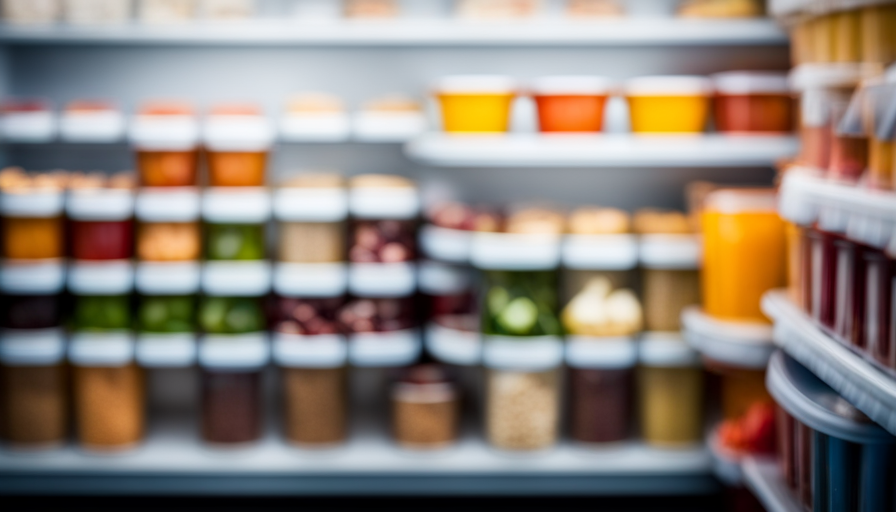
[711,71,793,134]
[531,76,612,133]
[130,102,200,187]
[203,103,274,187]
[807,228,837,331]
[67,176,135,261]
[864,248,894,371]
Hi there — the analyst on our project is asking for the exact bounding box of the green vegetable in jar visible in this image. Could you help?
[73,295,131,331]
[482,271,562,337]
[139,296,196,333]
[206,224,265,261]
[199,297,265,334]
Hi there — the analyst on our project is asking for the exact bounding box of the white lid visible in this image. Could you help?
[433,75,517,94]
[639,332,701,367]
[348,328,421,367]
[0,189,64,218]
[348,262,416,298]
[419,224,473,264]
[712,72,790,95]
[0,328,65,365]
[279,113,351,142]
[425,321,481,366]
[66,188,134,221]
[639,234,701,270]
[704,188,778,214]
[565,336,638,369]
[273,262,347,298]
[789,63,879,92]
[471,232,561,270]
[129,114,199,150]
[135,261,201,295]
[1,111,56,143]
[418,260,471,295]
[203,114,275,152]
[681,306,774,370]
[135,187,201,222]
[767,351,893,444]
[352,111,427,142]
[67,260,134,295]
[68,331,135,367]
[135,332,197,368]
[625,76,713,96]
[199,333,270,369]
[60,110,125,143]
[349,186,419,220]
[274,186,348,222]
[201,261,272,297]
[202,187,271,224]
[0,259,66,294]
[482,335,564,371]
[530,76,614,95]
[273,332,347,368]
[562,234,639,270]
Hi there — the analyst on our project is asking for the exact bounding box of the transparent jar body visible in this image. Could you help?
[392,380,459,449]
[138,295,196,334]
[569,366,632,444]
[482,270,561,337]
[201,369,262,445]
[73,364,145,450]
[2,216,65,259]
[199,296,266,335]
[137,149,199,187]
[73,295,131,331]
[207,151,268,187]
[0,363,68,448]
[1,294,63,329]
[71,220,133,260]
[279,221,344,263]
[137,222,201,261]
[642,268,700,331]
[485,367,560,451]
[638,365,703,446]
[282,367,347,446]
[348,219,416,263]
[205,223,265,261]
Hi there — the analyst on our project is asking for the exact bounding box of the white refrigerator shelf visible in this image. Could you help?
[741,456,802,512]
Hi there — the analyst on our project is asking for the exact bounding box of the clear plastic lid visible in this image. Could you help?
[66,187,134,221]
[0,259,66,294]
[67,260,134,296]
[418,260,471,296]
[624,76,713,96]
[202,187,271,224]
[433,75,517,94]
[68,331,135,367]
[766,351,893,444]
[639,332,701,367]
[703,188,778,214]
[199,333,270,369]
[530,76,614,96]
[470,232,561,270]
[562,233,639,271]
[0,189,64,218]
[712,71,790,95]
[135,187,201,222]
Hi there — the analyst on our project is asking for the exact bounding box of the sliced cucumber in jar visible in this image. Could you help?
[496,297,539,335]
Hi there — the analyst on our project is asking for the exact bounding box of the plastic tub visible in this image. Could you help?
[275,174,347,265]
[624,76,712,133]
[531,76,612,133]
[702,189,785,323]
[434,76,517,133]
[60,100,125,142]
[0,175,65,260]
[0,98,55,142]
[485,366,561,452]
[768,351,896,512]
[391,364,459,450]
[67,185,135,261]
[130,102,200,187]
[711,72,793,134]
[203,104,274,188]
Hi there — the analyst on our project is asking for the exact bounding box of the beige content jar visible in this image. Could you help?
[638,333,704,447]
[485,364,561,451]
[274,174,347,264]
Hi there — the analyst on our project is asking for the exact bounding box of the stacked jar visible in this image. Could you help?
[0,168,69,450]
[561,207,641,445]
[272,174,350,447]
[473,207,564,452]
[420,260,479,367]
[198,104,274,447]
[345,175,421,368]
[390,363,460,450]
[789,4,896,68]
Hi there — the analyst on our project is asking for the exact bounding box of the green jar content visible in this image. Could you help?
[205,223,266,261]
[199,297,265,334]
[138,296,196,334]
[73,295,131,331]
[482,270,562,337]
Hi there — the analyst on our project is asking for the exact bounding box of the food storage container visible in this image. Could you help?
[420,260,479,366]
[624,76,712,133]
[702,189,785,323]
[864,80,896,191]
[198,332,269,445]
[531,76,612,133]
[273,174,348,298]
[129,102,200,187]
[348,175,418,298]
[0,169,66,260]
[135,295,197,368]
[280,93,350,142]
[638,333,704,447]
[69,332,144,451]
[342,297,420,367]
[0,294,63,330]
[59,100,125,142]
[434,76,517,133]
[352,96,427,142]
[67,175,136,261]
[72,294,131,331]
[391,364,459,450]
[0,328,68,449]
[135,186,202,296]
[807,228,837,332]
[199,296,265,335]
[1,0,61,23]
[864,249,894,372]
[768,351,895,512]
[485,365,561,452]
[273,296,348,446]
[138,0,195,22]
[201,187,271,297]
[638,232,701,331]
[63,0,131,24]
[203,103,274,187]
[419,201,480,264]
[0,98,56,142]
[711,72,793,134]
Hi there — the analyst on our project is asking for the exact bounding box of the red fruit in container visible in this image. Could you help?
[742,402,777,454]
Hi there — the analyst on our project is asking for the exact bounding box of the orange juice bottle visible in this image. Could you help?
[701,189,786,323]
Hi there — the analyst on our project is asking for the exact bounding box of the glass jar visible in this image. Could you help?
[482,270,561,337]
[67,183,135,261]
[420,261,479,365]
[0,178,65,260]
[137,222,201,261]
[0,294,63,330]
[342,297,420,367]
[828,96,868,184]
[702,189,786,323]
[639,234,701,331]
[391,364,459,450]
[206,223,265,261]
[204,104,273,188]
[131,102,199,187]
[711,72,793,134]
[274,174,347,264]
[138,295,195,334]
[199,296,266,335]
[638,334,704,447]
[485,367,560,451]
[865,249,894,370]
[807,229,837,331]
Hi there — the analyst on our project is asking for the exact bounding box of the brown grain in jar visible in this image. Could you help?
[137,222,201,261]
[642,268,701,331]
[282,367,347,445]
[279,222,345,263]
[73,364,145,450]
[392,365,459,449]
[486,368,560,451]
[0,364,68,448]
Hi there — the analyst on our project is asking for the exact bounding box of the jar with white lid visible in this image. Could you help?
[203,103,274,188]
[711,71,794,134]
[136,294,197,368]
[135,186,202,296]
[342,296,420,368]
[420,260,479,366]
[0,98,56,142]
[391,363,460,450]
[60,100,125,143]
[67,177,136,262]
[129,102,200,187]
[0,168,66,261]
[531,75,613,133]
[433,75,517,133]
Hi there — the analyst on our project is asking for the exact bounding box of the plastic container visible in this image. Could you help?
[434,76,517,133]
[768,351,895,512]
[864,249,894,372]
[203,104,274,188]
[130,102,200,187]
[342,297,420,367]
[420,260,479,366]
[0,98,56,142]
[199,296,266,335]
[275,174,346,264]
[69,333,144,451]
[624,76,712,133]
[638,333,703,447]
[711,72,793,134]
[135,295,197,368]
[60,100,125,142]
[280,93,350,142]
[702,189,786,323]
[485,364,561,452]
[352,96,427,142]
[67,184,135,261]
[391,364,459,450]
[639,234,702,331]
[0,329,67,449]
[531,76,612,133]
[0,179,65,260]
